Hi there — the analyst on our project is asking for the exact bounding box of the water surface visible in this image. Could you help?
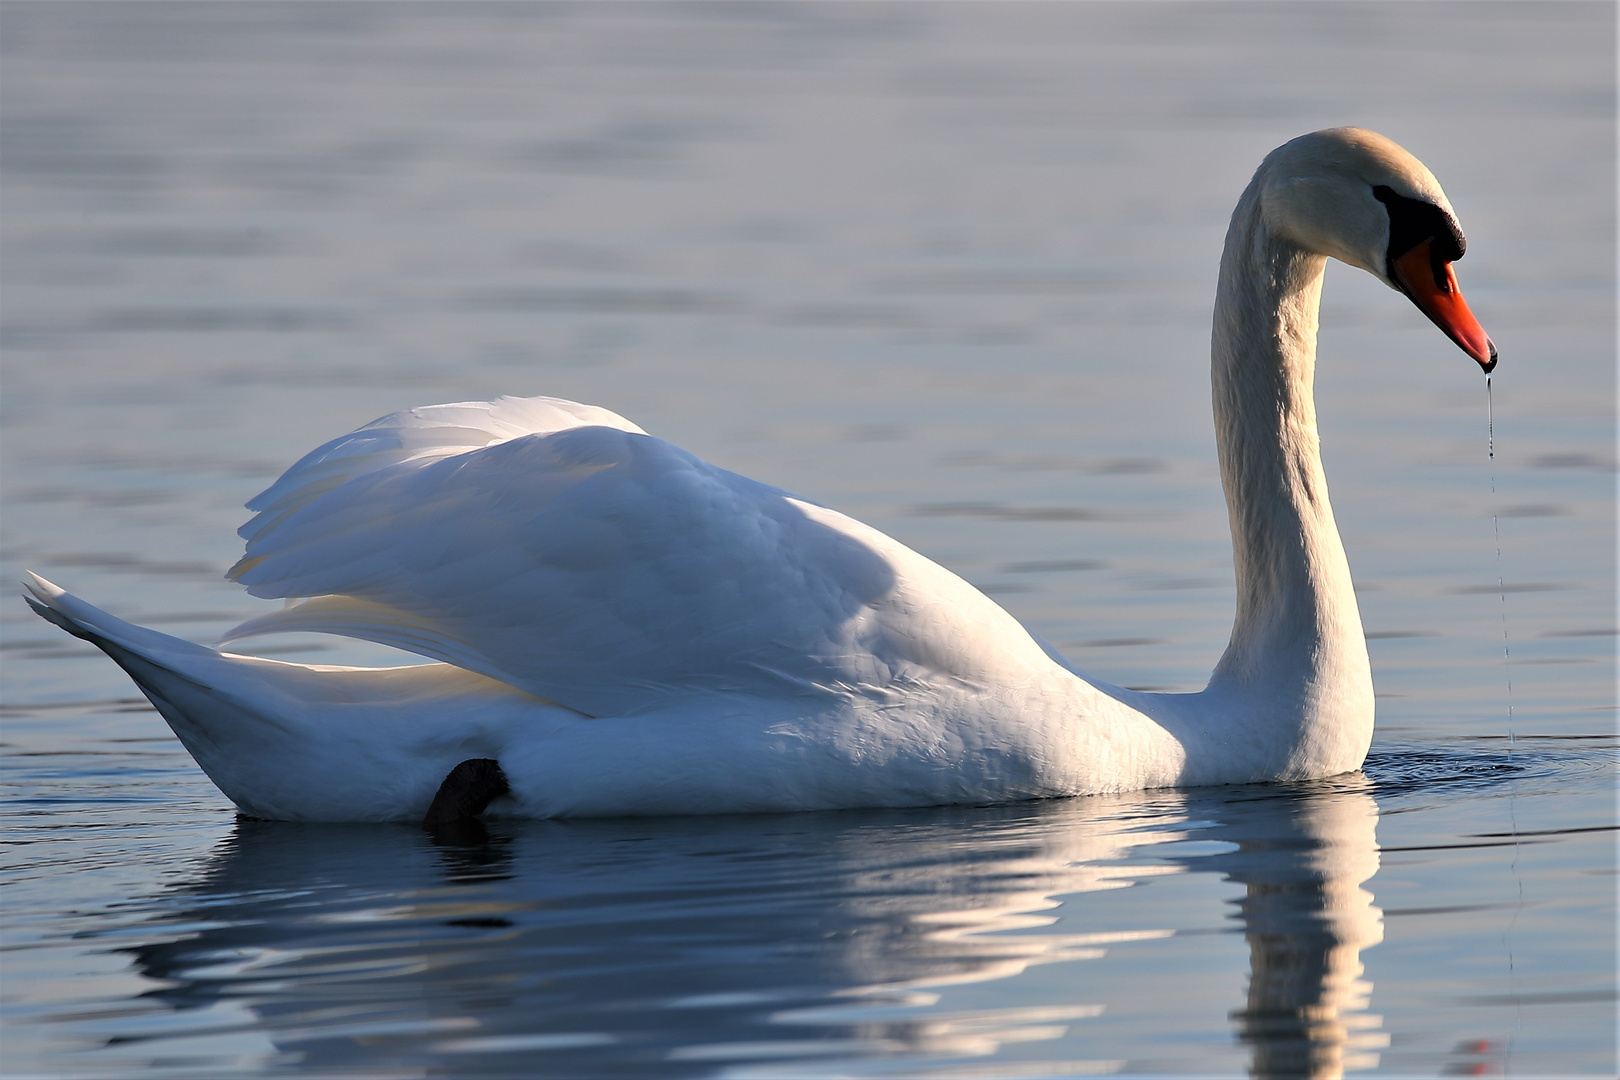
[2,3,1614,1076]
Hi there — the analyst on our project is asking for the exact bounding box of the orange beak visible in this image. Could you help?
[1391,238,1497,372]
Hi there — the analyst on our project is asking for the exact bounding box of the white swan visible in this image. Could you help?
[25,129,1495,822]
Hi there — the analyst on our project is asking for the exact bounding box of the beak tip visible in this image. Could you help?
[1480,338,1498,374]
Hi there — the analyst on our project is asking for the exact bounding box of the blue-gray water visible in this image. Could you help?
[1,3,1613,1076]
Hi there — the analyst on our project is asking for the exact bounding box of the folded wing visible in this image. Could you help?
[222,396,992,717]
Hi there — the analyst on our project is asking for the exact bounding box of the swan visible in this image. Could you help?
[24,128,1496,822]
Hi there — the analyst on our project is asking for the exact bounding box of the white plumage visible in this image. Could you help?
[25,129,1495,821]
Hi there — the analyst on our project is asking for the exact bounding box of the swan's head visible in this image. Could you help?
[1260,127,1496,372]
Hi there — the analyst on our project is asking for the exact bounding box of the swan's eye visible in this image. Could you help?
[1373,186,1465,288]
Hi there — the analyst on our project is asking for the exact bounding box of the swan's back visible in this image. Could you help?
[221,396,1058,719]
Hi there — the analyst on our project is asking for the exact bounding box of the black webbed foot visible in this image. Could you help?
[422,758,510,830]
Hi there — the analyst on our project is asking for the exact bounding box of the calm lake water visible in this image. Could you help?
[1,3,1614,1076]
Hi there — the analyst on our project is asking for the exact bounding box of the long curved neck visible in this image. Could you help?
[1205,179,1371,742]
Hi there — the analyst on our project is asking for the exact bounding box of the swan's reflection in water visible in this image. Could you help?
[108,781,1384,1077]
[1202,789,1387,1078]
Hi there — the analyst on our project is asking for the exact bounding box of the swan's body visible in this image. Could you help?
[26,129,1495,821]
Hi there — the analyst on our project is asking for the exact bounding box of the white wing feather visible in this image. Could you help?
[238,396,645,544]
[222,396,1051,718]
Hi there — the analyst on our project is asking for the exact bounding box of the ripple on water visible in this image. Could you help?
[1362,737,1616,799]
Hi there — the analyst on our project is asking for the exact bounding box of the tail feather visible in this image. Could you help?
[22,574,307,805]
[23,571,221,670]
[21,572,567,821]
